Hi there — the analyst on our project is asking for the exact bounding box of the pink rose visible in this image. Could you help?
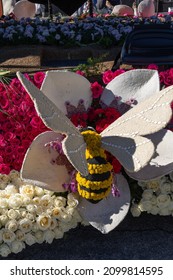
[75,70,86,77]
[33,72,45,88]
[0,163,10,174]
[102,70,115,84]
[147,64,158,70]
[113,69,125,78]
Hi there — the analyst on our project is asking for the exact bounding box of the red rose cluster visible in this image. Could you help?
[0,72,48,174]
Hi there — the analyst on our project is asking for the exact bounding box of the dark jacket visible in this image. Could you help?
[96,0,120,10]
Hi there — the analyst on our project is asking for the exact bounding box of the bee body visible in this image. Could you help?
[76,130,113,203]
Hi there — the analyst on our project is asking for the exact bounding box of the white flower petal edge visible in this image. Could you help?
[101,69,160,107]
[41,70,92,115]
[21,131,70,192]
[127,129,173,181]
[77,173,130,234]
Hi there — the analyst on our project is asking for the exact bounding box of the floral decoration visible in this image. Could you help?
[1,65,173,257]
[0,14,173,48]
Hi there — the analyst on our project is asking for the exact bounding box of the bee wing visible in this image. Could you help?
[101,86,173,138]
[17,72,88,176]
[101,135,154,172]
[101,86,173,172]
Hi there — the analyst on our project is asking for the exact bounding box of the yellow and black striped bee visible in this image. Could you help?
[17,71,173,203]
[76,128,113,203]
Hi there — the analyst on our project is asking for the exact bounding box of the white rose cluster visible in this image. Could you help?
[131,174,173,217]
[0,171,82,257]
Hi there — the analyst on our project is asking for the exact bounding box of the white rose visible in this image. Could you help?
[26,204,36,214]
[59,222,73,233]
[52,207,62,218]
[54,197,66,207]
[10,240,25,254]
[34,230,44,244]
[68,219,78,229]
[0,174,8,184]
[130,204,141,217]
[25,233,36,246]
[33,197,41,205]
[2,229,16,243]
[53,227,64,239]
[146,180,161,192]
[142,189,153,200]
[32,222,39,232]
[0,198,8,209]
[19,218,33,233]
[43,229,55,244]
[0,229,3,242]
[0,182,7,190]
[67,193,79,208]
[40,194,53,208]
[72,209,82,223]
[150,206,159,215]
[26,213,35,222]
[150,195,157,205]
[157,194,171,209]
[5,184,18,195]
[159,207,171,216]
[9,170,20,181]
[44,189,54,196]
[49,218,58,230]
[58,211,72,223]
[15,230,25,241]
[19,184,35,199]
[7,209,19,220]
[34,186,44,196]
[0,214,8,226]
[168,201,173,211]
[22,195,31,205]
[8,194,23,209]
[35,206,44,215]
[19,209,27,218]
[160,183,171,194]
[0,190,7,198]
[137,181,147,189]
[36,214,51,231]
[139,199,152,212]
[66,206,75,216]
[5,220,18,232]
[0,244,11,257]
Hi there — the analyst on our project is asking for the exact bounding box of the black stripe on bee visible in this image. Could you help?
[83,171,111,182]
[79,185,109,194]
[87,156,107,164]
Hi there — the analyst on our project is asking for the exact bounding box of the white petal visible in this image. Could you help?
[101,69,160,107]
[127,129,173,181]
[41,70,92,115]
[21,131,70,192]
[78,174,130,234]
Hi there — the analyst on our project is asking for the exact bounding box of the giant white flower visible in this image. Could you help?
[16,69,173,234]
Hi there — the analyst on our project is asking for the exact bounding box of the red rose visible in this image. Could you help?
[91,81,103,99]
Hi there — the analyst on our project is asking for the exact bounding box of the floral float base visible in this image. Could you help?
[0,170,83,258]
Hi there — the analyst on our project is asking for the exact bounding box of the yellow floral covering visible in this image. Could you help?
[76,130,113,202]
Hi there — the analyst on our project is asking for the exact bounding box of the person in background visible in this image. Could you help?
[96,0,120,13]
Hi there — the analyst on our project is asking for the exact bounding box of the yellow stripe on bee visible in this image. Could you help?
[76,173,113,190]
[88,162,112,174]
[78,186,111,201]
